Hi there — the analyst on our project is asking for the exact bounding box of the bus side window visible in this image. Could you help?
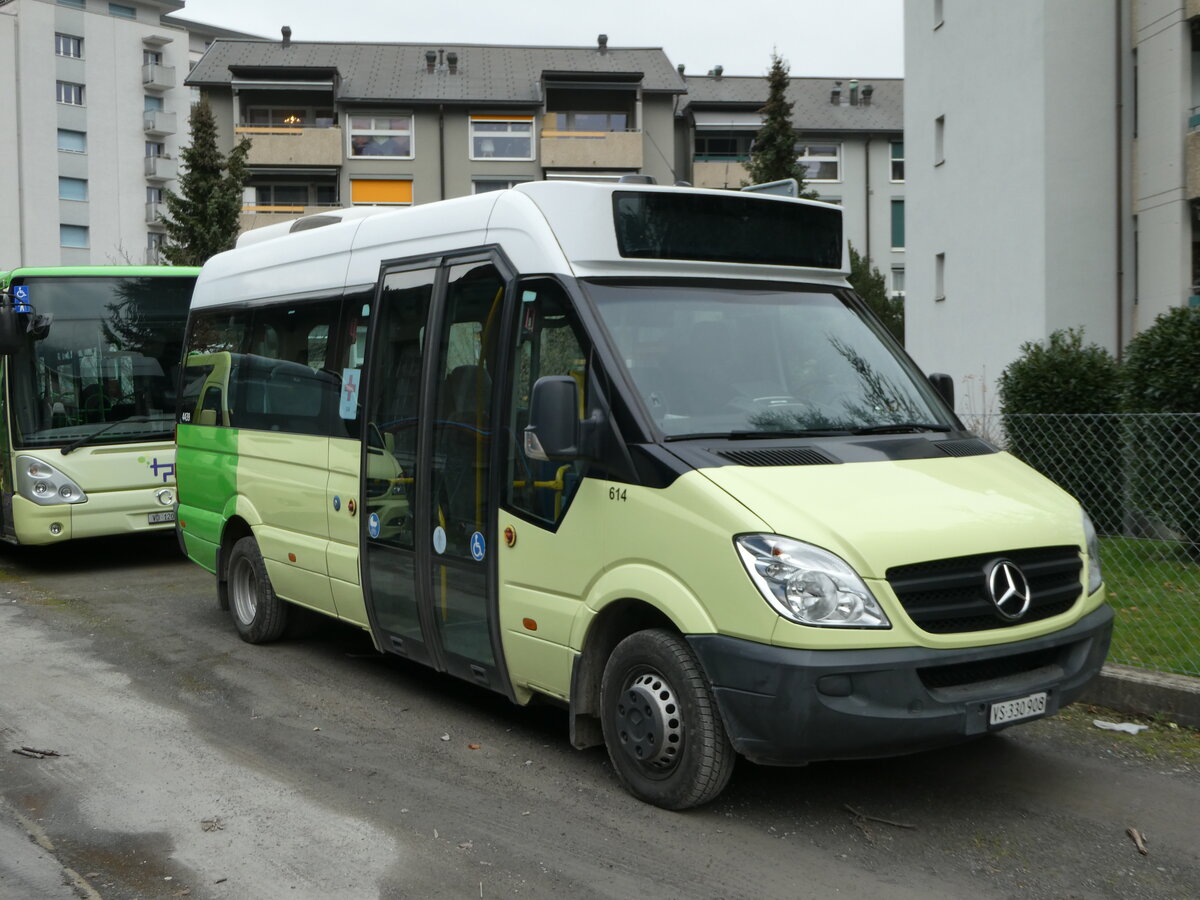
[505,278,589,526]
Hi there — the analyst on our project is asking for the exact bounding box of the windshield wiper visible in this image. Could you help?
[60,416,169,455]
[850,422,952,435]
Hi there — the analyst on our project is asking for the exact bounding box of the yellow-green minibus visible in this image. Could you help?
[175,182,1111,809]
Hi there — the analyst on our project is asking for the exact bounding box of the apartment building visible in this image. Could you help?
[183,32,688,233]
[0,0,197,266]
[904,0,1198,414]
[682,72,906,295]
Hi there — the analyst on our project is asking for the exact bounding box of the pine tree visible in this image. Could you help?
[848,243,904,344]
[160,100,251,266]
[744,52,812,195]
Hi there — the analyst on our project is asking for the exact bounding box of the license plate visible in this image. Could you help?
[148,511,176,525]
[989,691,1047,726]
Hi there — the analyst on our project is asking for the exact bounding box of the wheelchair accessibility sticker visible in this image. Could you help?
[368,513,380,540]
[470,531,486,562]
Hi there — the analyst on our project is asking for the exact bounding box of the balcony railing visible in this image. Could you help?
[539,129,643,170]
[142,63,175,91]
[144,155,173,180]
[236,125,344,167]
[238,203,342,233]
[143,109,177,136]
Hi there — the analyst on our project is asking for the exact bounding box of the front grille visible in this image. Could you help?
[918,647,1060,690]
[887,546,1082,634]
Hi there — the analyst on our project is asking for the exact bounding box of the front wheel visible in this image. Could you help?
[226,536,288,644]
[600,629,735,809]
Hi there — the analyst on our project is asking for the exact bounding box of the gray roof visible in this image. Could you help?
[684,75,903,132]
[187,39,686,105]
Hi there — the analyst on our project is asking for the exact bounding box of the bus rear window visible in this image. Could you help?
[612,191,843,269]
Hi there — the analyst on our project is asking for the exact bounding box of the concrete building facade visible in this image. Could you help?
[0,0,195,267]
[903,0,1197,416]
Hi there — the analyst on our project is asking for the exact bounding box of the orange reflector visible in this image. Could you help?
[288,552,297,562]
[522,618,538,631]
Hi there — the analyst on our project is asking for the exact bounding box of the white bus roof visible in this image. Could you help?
[191,182,850,310]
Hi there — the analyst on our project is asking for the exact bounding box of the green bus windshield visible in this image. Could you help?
[6,272,196,449]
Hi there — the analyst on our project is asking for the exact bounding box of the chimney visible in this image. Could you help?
[713,64,723,78]
[861,83,874,106]
[830,81,842,105]
[447,51,458,74]
[849,79,859,106]
[425,50,436,73]
[677,63,685,75]
[281,26,291,48]
[597,33,608,52]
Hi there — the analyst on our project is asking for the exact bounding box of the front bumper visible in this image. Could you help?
[688,604,1114,766]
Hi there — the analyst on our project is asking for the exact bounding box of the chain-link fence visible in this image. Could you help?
[962,413,1200,678]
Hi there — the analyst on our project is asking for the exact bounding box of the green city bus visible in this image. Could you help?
[0,266,198,544]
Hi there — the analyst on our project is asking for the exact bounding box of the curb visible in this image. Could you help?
[1079,663,1200,730]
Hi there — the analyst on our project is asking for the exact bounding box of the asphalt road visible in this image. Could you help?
[1,535,1197,900]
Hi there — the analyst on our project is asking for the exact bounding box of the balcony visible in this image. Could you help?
[238,204,339,234]
[691,158,751,190]
[1188,0,1200,20]
[237,125,344,167]
[145,201,165,224]
[539,130,643,170]
[142,63,176,92]
[143,110,177,137]
[144,155,174,181]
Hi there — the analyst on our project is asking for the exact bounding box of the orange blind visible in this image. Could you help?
[470,115,534,123]
[351,179,413,204]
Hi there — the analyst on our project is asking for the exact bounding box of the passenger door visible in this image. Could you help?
[361,256,508,690]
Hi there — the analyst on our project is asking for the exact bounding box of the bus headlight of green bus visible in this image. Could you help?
[16,457,87,506]
[735,534,890,628]
[1083,511,1103,595]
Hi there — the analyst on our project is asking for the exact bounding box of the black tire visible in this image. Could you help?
[600,629,735,810]
[226,536,288,644]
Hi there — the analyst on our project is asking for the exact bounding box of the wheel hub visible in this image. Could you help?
[614,671,683,770]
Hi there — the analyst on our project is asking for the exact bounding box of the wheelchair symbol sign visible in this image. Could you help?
[470,531,486,562]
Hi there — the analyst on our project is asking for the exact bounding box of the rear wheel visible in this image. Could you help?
[600,629,735,809]
[227,536,288,644]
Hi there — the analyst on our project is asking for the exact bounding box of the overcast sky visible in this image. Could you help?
[175,0,904,79]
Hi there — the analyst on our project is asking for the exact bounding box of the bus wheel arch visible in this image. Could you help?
[215,516,254,611]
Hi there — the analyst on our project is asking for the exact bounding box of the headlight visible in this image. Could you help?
[15,456,87,506]
[735,534,890,628]
[1082,511,1103,595]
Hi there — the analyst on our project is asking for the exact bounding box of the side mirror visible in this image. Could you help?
[929,372,955,412]
[525,375,584,461]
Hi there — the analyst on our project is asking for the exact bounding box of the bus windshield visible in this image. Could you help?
[586,281,949,440]
[7,275,194,448]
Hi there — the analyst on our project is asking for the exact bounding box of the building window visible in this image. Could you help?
[472,179,531,194]
[891,266,906,298]
[795,144,841,182]
[244,107,334,127]
[59,177,88,201]
[108,3,136,19]
[935,115,945,165]
[60,225,89,248]
[142,49,163,67]
[350,179,413,206]
[890,141,905,181]
[55,34,83,59]
[147,232,163,264]
[549,111,628,133]
[57,0,85,9]
[147,187,163,204]
[56,81,85,106]
[469,116,534,160]
[144,95,164,112]
[146,141,165,158]
[57,129,87,153]
[693,131,753,160]
[348,115,413,158]
[891,199,905,250]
